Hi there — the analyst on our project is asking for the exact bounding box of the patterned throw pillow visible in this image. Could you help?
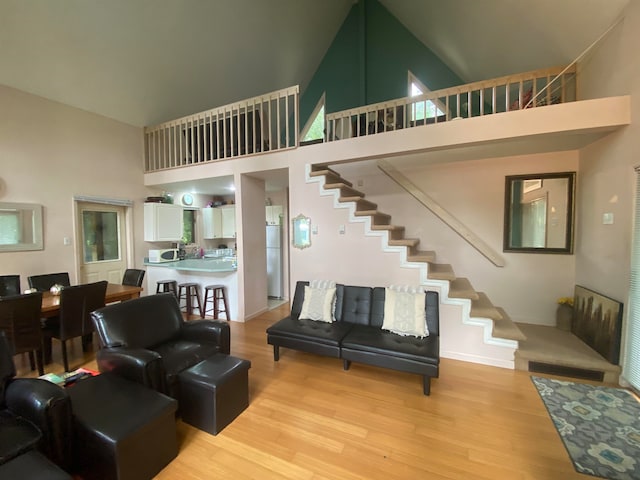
[299,286,336,322]
[382,287,428,337]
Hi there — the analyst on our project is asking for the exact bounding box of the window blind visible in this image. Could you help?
[624,168,640,390]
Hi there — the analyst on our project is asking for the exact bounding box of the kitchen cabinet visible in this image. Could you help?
[144,203,184,241]
[221,205,236,238]
[202,207,222,239]
[202,206,235,239]
[265,205,283,225]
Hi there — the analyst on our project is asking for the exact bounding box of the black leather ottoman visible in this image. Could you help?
[0,450,72,479]
[68,373,178,480]
[178,354,251,435]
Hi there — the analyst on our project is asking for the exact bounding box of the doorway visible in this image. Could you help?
[75,201,128,284]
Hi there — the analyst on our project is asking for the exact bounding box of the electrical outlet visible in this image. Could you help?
[603,213,614,225]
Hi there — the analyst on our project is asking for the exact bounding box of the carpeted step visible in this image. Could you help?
[406,250,436,263]
[514,323,621,383]
[470,292,502,320]
[325,183,364,198]
[388,238,420,248]
[449,278,480,300]
[493,307,526,342]
[309,168,353,187]
[340,197,378,211]
[354,210,391,225]
[426,263,456,281]
[371,224,405,239]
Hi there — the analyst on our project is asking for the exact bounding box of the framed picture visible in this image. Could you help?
[573,285,623,364]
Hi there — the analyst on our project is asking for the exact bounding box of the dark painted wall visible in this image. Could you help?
[300,0,462,130]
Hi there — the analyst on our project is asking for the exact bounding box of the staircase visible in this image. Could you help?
[307,164,526,368]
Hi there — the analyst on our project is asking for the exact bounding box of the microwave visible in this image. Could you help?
[148,248,179,263]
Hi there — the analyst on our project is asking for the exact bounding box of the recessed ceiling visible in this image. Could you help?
[0,0,629,128]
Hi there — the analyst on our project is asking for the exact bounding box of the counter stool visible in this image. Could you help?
[178,282,204,318]
[203,284,230,320]
[156,279,177,298]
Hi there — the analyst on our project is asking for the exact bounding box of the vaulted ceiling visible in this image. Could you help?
[0,0,629,128]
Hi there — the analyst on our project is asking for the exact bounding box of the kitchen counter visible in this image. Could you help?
[145,258,238,321]
[143,257,237,272]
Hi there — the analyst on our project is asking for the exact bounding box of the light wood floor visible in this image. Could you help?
[14,303,608,480]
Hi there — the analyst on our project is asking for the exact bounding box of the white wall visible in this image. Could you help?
[238,173,268,320]
[340,152,578,326]
[574,0,639,380]
[0,85,150,291]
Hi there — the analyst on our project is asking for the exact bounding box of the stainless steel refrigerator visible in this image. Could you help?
[266,225,283,298]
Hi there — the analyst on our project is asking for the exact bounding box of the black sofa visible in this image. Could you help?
[0,331,73,473]
[266,282,440,395]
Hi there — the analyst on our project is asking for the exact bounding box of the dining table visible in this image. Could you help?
[40,283,143,318]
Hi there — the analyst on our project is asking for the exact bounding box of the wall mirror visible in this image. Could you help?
[292,214,311,249]
[0,202,44,252]
[504,172,575,254]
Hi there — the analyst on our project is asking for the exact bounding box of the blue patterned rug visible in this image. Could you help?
[532,376,640,479]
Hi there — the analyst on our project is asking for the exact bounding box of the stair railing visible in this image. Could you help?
[144,86,299,173]
[325,65,576,142]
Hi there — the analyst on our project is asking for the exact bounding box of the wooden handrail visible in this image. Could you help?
[377,160,506,267]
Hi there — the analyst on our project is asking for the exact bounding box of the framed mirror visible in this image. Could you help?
[292,214,311,249]
[0,202,44,252]
[504,172,575,254]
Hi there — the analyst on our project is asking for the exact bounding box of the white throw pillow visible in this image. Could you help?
[382,287,428,337]
[299,286,336,322]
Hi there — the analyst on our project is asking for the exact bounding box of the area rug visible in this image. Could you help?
[532,376,640,479]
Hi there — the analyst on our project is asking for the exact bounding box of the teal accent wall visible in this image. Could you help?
[300,0,463,129]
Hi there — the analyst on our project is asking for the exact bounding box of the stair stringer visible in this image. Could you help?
[305,164,518,369]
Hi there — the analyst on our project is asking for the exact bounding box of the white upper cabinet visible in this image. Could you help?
[144,203,184,241]
[265,205,283,225]
[202,206,235,239]
[221,205,236,238]
[202,207,222,239]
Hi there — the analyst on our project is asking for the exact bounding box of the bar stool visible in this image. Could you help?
[203,284,230,320]
[156,280,177,298]
[178,282,204,318]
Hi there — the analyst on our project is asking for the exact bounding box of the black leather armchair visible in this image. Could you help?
[91,293,230,398]
[0,332,72,471]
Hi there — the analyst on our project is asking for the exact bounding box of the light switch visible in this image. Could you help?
[603,213,614,225]
[312,225,318,235]
[338,224,346,235]
[63,237,72,245]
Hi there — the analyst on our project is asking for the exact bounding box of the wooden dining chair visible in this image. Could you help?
[122,269,145,287]
[42,281,107,372]
[27,273,71,292]
[0,275,21,297]
[0,292,45,375]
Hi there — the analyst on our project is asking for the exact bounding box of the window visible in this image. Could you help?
[408,72,444,122]
[82,210,120,262]
[624,168,640,392]
[301,93,325,143]
[183,209,196,244]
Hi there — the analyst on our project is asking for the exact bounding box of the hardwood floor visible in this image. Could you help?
[15,303,606,480]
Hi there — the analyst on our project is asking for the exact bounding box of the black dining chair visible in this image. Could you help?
[28,273,71,292]
[0,292,45,375]
[42,281,107,372]
[0,275,21,297]
[122,269,145,287]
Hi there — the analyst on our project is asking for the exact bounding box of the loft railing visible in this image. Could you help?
[325,65,577,141]
[144,86,299,173]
